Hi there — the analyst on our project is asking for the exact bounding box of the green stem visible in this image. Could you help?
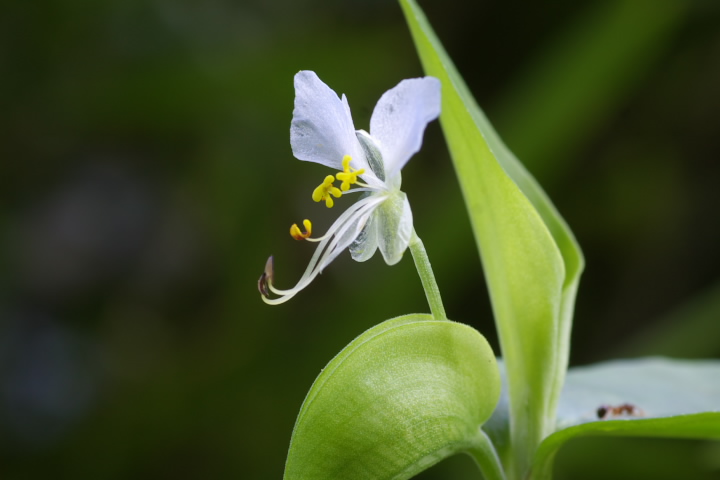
[409,230,447,320]
[468,430,507,480]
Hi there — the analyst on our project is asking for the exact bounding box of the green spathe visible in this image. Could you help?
[284,315,501,480]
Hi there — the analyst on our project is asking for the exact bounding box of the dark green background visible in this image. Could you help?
[2,0,719,478]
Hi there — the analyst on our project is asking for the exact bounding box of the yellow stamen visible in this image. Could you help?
[312,175,342,208]
[336,155,366,191]
[290,219,312,241]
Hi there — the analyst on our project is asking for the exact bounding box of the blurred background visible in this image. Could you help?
[1,0,719,478]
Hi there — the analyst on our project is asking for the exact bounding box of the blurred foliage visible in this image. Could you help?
[0,0,718,478]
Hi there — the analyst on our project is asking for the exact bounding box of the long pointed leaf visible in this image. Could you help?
[399,1,584,476]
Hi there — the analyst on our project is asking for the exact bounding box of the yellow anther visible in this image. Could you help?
[290,219,313,241]
[312,175,342,208]
[336,155,365,191]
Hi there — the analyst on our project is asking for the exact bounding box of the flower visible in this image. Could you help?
[260,70,441,304]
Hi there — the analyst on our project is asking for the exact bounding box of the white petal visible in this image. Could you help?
[369,76,441,179]
[290,71,367,171]
[351,191,413,266]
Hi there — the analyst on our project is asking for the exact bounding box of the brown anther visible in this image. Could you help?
[258,256,274,298]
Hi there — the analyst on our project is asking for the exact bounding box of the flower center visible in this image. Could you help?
[336,155,365,191]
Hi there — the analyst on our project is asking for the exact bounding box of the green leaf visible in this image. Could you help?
[530,358,720,479]
[284,314,501,480]
[399,0,584,476]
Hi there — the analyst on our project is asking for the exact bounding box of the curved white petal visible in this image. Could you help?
[351,191,413,266]
[290,71,367,171]
[369,76,441,179]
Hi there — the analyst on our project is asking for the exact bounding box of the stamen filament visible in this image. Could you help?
[268,197,377,296]
[339,187,374,195]
[289,219,334,243]
[262,195,385,304]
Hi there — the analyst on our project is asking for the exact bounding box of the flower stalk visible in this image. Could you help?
[409,231,446,320]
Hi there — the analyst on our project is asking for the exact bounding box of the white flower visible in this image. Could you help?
[260,70,441,304]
